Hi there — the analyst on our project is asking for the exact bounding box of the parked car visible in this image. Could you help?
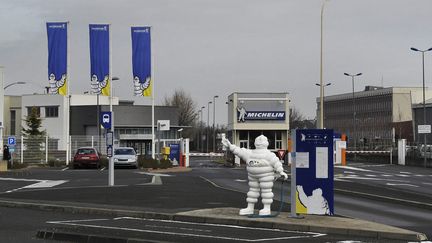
[113,147,138,168]
[73,147,101,169]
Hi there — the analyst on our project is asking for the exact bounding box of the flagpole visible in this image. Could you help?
[66,21,70,166]
[151,26,155,159]
[109,24,114,186]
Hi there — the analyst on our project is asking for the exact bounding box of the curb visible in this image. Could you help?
[0,199,427,241]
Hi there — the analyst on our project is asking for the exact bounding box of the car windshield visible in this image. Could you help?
[77,149,96,155]
[114,148,135,155]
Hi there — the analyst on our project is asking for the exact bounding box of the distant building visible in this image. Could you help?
[412,98,432,144]
[317,86,432,148]
[3,94,182,156]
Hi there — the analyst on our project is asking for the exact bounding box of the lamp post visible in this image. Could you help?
[212,95,219,152]
[207,101,212,153]
[4,81,26,90]
[411,47,432,168]
[315,82,331,127]
[200,106,205,152]
[108,76,119,187]
[318,0,329,129]
[344,72,362,161]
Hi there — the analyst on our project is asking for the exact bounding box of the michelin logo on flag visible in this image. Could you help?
[48,24,66,29]
[48,73,67,95]
[133,76,151,96]
[237,107,285,122]
[91,74,109,95]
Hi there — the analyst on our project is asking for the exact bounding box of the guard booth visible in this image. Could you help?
[290,129,334,216]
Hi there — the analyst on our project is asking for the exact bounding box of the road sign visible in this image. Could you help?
[107,146,113,157]
[418,125,431,134]
[157,120,170,131]
[101,112,112,129]
[7,136,16,146]
[106,131,113,146]
[277,150,287,160]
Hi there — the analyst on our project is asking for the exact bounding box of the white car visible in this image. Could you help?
[113,147,138,168]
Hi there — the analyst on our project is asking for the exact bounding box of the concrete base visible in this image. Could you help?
[0,160,7,171]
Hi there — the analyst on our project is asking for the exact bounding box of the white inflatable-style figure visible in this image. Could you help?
[48,73,66,94]
[133,76,151,96]
[222,135,288,216]
[91,74,108,95]
[297,185,330,215]
[237,106,246,122]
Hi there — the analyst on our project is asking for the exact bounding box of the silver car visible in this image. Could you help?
[113,147,138,168]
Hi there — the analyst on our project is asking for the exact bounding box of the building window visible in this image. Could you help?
[27,107,40,117]
[10,110,16,135]
[45,106,59,118]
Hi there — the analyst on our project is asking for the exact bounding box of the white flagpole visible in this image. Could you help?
[151,26,155,159]
[109,24,114,186]
[65,21,70,165]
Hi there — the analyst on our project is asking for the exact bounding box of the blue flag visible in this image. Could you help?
[47,22,68,95]
[131,26,152,97]
[89,24,110,96]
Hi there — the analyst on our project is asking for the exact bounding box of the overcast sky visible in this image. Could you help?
[1,0,432,125]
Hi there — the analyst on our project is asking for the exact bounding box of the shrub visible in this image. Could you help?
[10,162,28,170]
[138,155,173,169]
[99,156,109,168]
[48,158,66,167]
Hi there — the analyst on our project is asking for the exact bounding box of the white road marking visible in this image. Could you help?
[235,179,247,182]
[0,177,68,193]
[61,167,69,171]
[400,171,412,174]
[414,174,426,177]
[343,171,356,174]
[395,174,410,177]
[365,174,377,177]
[136,172,172,177]
[386,183,419,187]
[381,174,393,177]
[21,180,68,189]
[422,182,432,186]
[335,166,372,172]
[343,176,409,182]
[100,167,106,171]
[47,217,326,242]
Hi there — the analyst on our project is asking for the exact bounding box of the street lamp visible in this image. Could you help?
[316,82,331,127]
[318,0,329,129]
[207,101,212,153]
[4,81,26,90]
[411,47,432,168]
[344,72,362,160]
[212,95,219,152]
[200,106,205,152]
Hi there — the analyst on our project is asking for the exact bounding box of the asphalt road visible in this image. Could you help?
[0,158,430,242]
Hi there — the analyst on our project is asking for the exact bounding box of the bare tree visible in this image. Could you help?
[289,107,314,129]
[163,89,198,126]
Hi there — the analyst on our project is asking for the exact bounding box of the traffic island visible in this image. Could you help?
[175,207,428,241]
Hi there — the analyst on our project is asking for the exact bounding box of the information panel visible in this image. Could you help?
[292,129,334,215]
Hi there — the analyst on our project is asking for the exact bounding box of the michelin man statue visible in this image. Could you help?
[222,135,288,216]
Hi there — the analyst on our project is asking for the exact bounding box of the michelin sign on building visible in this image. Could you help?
[227,92,290,152]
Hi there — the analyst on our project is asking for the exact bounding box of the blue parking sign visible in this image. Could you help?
[100,112,112,129]
[8,136,16,146]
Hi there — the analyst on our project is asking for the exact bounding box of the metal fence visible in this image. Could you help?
[2,136,186,164]
[2,135,107,164]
